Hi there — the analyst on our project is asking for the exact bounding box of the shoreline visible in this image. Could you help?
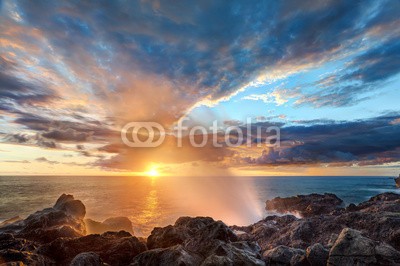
[1,190,400,265]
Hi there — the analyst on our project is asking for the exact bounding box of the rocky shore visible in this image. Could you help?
[1,192,400,265]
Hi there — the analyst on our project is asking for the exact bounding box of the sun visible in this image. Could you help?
[146,167,159,177]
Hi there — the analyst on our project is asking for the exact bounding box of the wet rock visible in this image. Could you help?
[70,252,104,266]
[306,243,328,266]
[85,217,134,235]
[0,249,53,265]
[240,192,400,253]
[54,194,86,219]
[395,175,400,188]
[327,228,400,266]
[263,245,305,266]
[38,231,146,265]
[202,241,265,266]
[144,217,264,265]
[265,193,343,217]
[130,245,202,266]
[345,203,358,212]
[0,194,86,243]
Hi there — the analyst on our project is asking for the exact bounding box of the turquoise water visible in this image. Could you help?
[0,176,398,235]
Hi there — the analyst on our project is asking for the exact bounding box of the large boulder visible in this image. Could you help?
[0,194,86,243]
[306,243,328,266]
[327,228,400,265]
[70,252,105,266]
[143,217,264,265]
[38,231,146,265]
[265,193,343,217]
[263,245,306,266]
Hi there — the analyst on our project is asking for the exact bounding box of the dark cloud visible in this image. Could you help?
[13,113,118,143]
[42,129,92,142]
[0,56,57,107]
[5,133,29,143]
[243,114,400,166]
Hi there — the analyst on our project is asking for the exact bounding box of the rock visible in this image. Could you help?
[70,252,105,266]
[239,192,400,253]
[202,241,265,266]
[0,194,86,243]
[306,243,328,266]
[265,193,343,217]
[0,249,53,265]
[54,194,86,219]
[144,217,264,265]
[85,217,134,235]
[263,245,305,266]
[327,228,400,266]
[130,245,202,266]
[395,175,400,188]
[38,231,146,265]
[345,203,358,212]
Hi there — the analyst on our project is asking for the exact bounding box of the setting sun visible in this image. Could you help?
[146,167,159,177]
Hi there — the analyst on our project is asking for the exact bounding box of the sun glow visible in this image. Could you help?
[146,167,159,177]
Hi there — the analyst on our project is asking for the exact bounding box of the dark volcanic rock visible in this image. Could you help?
[265,193,343,217]
[306,243,328,266]
[38,231,146,265]
[0,194,86,243]
[70,252,105,266]
[130,245,202,266]
[142,216,264,265]
[263,245,306,266]
[327,228,400,266]
[85,216,134,235]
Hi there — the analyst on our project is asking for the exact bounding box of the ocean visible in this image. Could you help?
[0,175,398,236]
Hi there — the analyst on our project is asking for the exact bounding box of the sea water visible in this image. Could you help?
[0,175,397,235]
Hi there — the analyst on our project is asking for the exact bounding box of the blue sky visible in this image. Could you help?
[0,0,399,175]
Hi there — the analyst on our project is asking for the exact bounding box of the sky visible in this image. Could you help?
[0,0,399,176]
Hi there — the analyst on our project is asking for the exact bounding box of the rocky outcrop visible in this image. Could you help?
[306,243,328,266]
[0,194,86,243]
[38,231,146,265]
[265,193,343,217]
[236,192,400,250]
[70,252,105,266]
[328,228,400,265]
[0,195,264,265]
[1,192,400,265]
[85,216,134,235]
[263,245,306,266]
[136,216,265,265]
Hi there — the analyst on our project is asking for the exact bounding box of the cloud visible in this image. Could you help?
[1,0,399,172]
[238,113,400,166]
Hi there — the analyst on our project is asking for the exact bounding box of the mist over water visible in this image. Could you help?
[0,175,397,236]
